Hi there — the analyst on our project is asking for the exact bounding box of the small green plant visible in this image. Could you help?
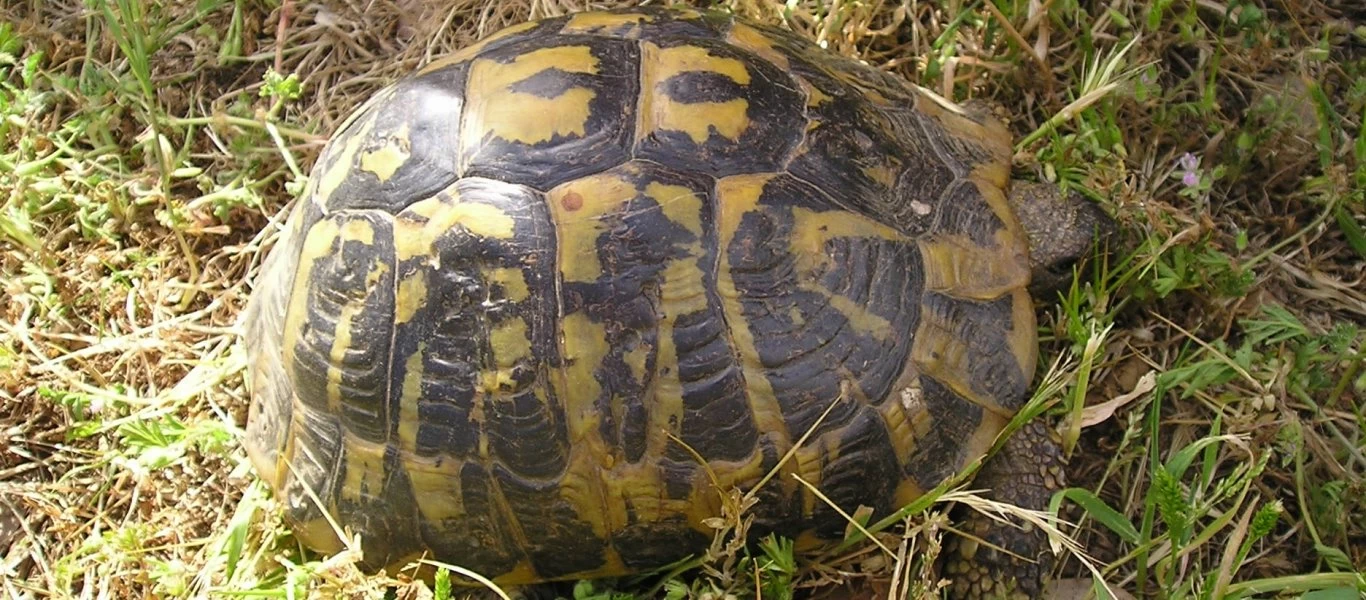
[434,566,453,599]
[573,579,638,600]
[743,535,797,600]
[116,414,233,471]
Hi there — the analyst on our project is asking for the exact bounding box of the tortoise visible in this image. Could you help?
[242,6,1111,599]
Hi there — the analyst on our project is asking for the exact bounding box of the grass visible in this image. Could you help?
[1,0,1363,598]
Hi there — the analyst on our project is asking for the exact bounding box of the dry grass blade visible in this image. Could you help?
[792,474,897,559]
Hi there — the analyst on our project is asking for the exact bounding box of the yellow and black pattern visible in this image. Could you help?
[634,36,804,176]
[460,36,639,189]
[244,5,1039,585]
[714,172,926,536]
[304,66,466,214]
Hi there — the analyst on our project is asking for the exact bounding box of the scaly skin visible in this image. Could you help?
[942,420,1066,599]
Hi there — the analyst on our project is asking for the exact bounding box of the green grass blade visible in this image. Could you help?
[1051,488,1141,544]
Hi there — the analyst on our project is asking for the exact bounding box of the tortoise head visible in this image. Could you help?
[1007,180,1116,296]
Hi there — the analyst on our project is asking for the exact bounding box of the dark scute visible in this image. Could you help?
[810,407,902,538]
[564,217,681,320]
[414,396,478,458]
[724,187,920,443]
[340,445,425,571]
[449,178,561,370]
[558,162,754,467]
[904,376,984,491]
[281,413,342,524]
[787,81,952,238]
[564,224,676,460]
[602,6,731,41]
[594,325,656,463]
[634,37,804,177]
[910,108,1000,175]
[755,19,920,108]
[391,179,561,460]
[462,36,638,190]
[291,211,395,443]
[659,457,698,501]
[401,268,487,458]
[483,14,571,54]
[506,67,606,99]
[750,20,971,237]
[737,438,804,541]
[673,308,735,381]
[931,179,1009,247]
[620,397,650,464]
[920,292,1029,409]
[289,319,331,413]
[727,207,861,439]
[885,108,963,223]
[816,237,924,405]
[320,65,465,213]
[612,518,710,569]
[487,390,569,480]
[673,309,757,464]
[416,462,524,576]
[661,71,746,104]
[495,466,607,578]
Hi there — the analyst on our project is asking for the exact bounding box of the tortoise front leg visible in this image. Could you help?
[942,420,1066,599]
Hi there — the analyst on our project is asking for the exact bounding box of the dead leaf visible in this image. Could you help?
[1081,371,1156,428]
[1046,577,1138,600]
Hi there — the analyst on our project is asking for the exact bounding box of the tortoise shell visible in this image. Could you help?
[243,6,1038,584]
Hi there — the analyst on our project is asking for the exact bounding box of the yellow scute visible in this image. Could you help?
[714,173,772,246]
[797,77,833,106]
[558,312,609,441]
[917,234,1028,300]
[490,318,532,369]
[660,252,709,316]
[821,290,891,342]
[562,11,653,35]
[396,348,425,454]
[340,435,387,503]
[547,173,637,283]
[646,181,704,236]
[339,218,375,245]
[639,43,754,145]
[909,307,1006,416]
[485,266,529,302]
[397,197,517,260]
[359,138,410,183]
[664,98,750,144]
[725,23,790,70]
[465,45,601,146]
[789,207,902,255]
[395,271,427,324]
[652,44,751,85]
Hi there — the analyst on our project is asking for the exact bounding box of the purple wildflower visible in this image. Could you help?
[1178,152,1201,188]
[1179,152,1199,171]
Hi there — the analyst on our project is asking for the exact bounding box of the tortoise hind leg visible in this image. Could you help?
[943,420,1066,599]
